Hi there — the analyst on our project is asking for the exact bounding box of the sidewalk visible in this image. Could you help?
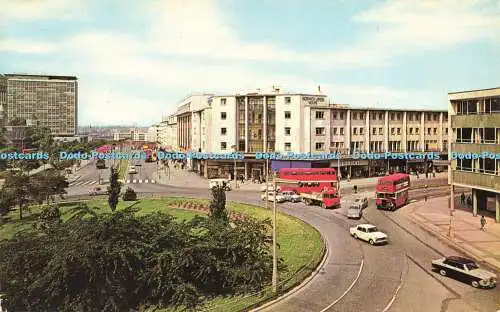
[401,196,500,272]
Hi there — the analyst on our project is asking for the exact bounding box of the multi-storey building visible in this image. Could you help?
[147,124,161,143]
[448,87,500,223]
[158,115,177,149]
[159,87,448,181]
[113,128,147,142]
[0,74,78,136]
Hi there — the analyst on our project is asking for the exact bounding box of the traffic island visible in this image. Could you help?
[0,197,325,312]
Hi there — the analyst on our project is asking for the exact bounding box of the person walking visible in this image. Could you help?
[353,185,358,194]
[480,216,486,231]
[461,193,465,205]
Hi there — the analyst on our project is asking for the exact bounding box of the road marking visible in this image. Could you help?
[319,259,364,312]
[139,179,142,183]
[133,179,137,183]
[145,179,149,183]
[382,255,408,312]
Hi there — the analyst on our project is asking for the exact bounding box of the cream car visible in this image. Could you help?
[260,191,285,202]
[350,224,388,245]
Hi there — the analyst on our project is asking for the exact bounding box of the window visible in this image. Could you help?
[456,128,472,143]
[391,128,395,135]
[316,127,325,135]
[285,127,291,135]
[315,142,325,150]
[434,114,438,121]
[390,113,395,121]
[360,113,364,119]
[416,128,420,134]
[379,127,383,134]
[397,128,401,135]
[340,112,345,119]
[221,127,227,135]
[221,112,227,120]
[397,113,402,120]
[409,113,413,121]
[284,142,291,151]
[221,98,227,105]
[445,128,448,135]
[479,157,496,174]
[340,127,344,135]
[315,111,325,119]
[285,111,291,119]
[333,112,337,119]
[379,113,383,120]
[360,127,364,135]
[333,127,338,135]
[427,113,431,121]
[427,128,431,135]
[372,113,376,120]
[372,128,376,135]
[433,128,437,134]
[220,142,227,150]
[409,128,413,134]
[353,127,357,135]
[480,128,496,143]
[456,158,472,171]
[285,97,291,104]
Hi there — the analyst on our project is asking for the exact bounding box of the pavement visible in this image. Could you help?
[400,196,500,272]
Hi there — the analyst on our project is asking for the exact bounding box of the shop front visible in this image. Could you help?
[331,159,369,179]
[369,160,387,176]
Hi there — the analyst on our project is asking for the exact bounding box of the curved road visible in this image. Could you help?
[66,166,499,312]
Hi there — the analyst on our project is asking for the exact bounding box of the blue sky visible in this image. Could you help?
[1,0,499,126]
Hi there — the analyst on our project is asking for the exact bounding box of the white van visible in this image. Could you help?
[209,178,231,191]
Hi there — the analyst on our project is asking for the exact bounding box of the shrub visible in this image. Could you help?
[122,187,137,201]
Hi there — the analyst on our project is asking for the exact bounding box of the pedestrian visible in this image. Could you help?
[353,185,358,194]
[480,215,486,230]
[467,195,472,206]
[461,193,465,205]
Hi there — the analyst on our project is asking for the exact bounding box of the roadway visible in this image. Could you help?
[65,165,499,312]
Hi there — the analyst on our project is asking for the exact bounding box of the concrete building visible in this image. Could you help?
[113,128,147,142]
[158,115,177,150]
[0,74,78,136]
[448,87,500,223]
[161,86,448,180]
[147,124,161,143]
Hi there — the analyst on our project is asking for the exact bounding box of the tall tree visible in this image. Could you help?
[107,167,121,212]
[2,171,31,220]
[31,169,69,205]
[0,187,16,217]
[209,184,229,225]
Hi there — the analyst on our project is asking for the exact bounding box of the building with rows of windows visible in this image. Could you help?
[156,86,448,181]
[448,87,500,223]
[0,74,78,137]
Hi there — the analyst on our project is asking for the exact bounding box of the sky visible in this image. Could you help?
[1,0,499,127]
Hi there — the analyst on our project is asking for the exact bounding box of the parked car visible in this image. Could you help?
[88,187,107,196]
[128,166,137,174]
[281,191,301,202]
[260,183,280,192]
[353,196,368,209]
[260,191,285,203]
[349,224,388,245]
[347,205,363,219]
[431,256,497,288]
[209,178,231,191]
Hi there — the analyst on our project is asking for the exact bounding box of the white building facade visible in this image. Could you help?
[155,87,448,180]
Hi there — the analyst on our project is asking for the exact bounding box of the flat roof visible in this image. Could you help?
[448,87,500,94]
[210,93,326,98]
[3,73,77,80]
[324,105,447,113]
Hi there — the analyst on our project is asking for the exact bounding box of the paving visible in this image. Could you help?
[399,196,500,272]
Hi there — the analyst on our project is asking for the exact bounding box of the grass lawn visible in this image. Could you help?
[0,197,324,312]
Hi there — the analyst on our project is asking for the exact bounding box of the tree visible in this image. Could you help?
[123,187,137,201]
[107,167,122,212]
[0,187,16,217]
[2,171,31,220]
[31,169,69,205]
[209,184,229,224]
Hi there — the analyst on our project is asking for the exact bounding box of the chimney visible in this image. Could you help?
[318,85,321,93]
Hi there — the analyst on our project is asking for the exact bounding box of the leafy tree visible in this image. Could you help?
[107,167,121,212]
[2,171,31,220]
[33,204,62,231]
[0,187,16,217]
[28,126,53,152]
[31,169,69,205]
[209,184,229,224]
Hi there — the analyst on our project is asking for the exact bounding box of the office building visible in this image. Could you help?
[448,87,500,222]
[0,74,78,136]
[158,115,177,150]
[158,86,448,180]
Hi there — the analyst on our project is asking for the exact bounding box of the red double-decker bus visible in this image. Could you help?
[375,173,410,210]
[277,168,338,193]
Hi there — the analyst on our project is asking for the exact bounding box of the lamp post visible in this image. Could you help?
[272,174,278,293]
[232,145,238,189]
[448,160,454,238]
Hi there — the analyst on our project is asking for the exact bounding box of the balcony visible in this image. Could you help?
[453,170,500,192]
[452,113,500,128]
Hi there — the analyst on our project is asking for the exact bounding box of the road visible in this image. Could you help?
[65,165,499,312]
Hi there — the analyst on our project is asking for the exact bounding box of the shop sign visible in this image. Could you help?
[302,96,326,105]
[339,160,368,166]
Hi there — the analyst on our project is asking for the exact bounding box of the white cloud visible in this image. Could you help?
[0,0,87,22]
[0,39,56,53]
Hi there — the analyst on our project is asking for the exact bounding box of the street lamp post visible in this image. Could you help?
[232,145,238,189]
[448,161,455,238]
[272,174,278,293]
